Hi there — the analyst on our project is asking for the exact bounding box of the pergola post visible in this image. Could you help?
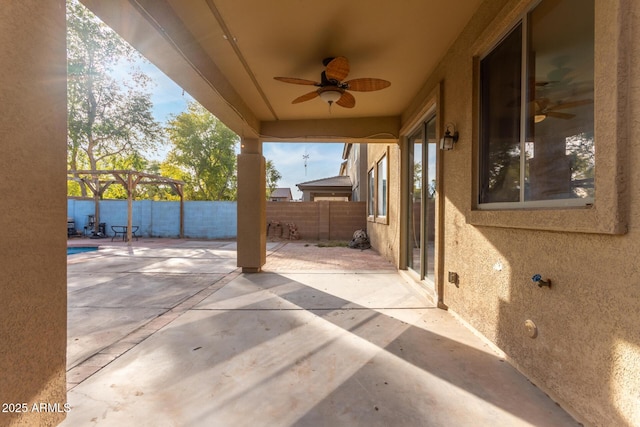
[93,182,101,234]
[179,186,184,238]
[127,172,133,244]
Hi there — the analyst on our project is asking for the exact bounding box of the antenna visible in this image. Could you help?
[303,151,310,176]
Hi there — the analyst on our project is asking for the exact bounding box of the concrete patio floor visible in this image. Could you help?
[63,239,578,426]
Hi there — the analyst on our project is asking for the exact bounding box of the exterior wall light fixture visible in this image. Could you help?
[440,123,459,150]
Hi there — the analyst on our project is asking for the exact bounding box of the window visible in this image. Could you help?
[376,154,388,217]
[367,168,375,216]
[368,150,389,223]
[479,0,594,208]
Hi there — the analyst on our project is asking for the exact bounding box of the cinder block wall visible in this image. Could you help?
[267,201,366,241]
[328,202,368,240]
[67,199,237,238]
[184,201,236,238]
[68,199,365,241]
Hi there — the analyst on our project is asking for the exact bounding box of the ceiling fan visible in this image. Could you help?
[532,97,593,123]
[274,56,390,108]
[532,75,593,123]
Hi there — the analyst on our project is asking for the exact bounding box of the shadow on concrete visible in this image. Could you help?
[64,269,577,426]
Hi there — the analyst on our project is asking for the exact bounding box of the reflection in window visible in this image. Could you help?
[368,168,375,216]
[376,155,387,217]
[409,131,422,274]
[479,0,594,206]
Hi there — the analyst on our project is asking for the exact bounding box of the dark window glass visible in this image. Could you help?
[525,0,595,201]
[480,25,522,203]
[479,0,594,206]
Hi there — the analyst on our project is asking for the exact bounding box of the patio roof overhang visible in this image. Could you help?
[78,0,484,142]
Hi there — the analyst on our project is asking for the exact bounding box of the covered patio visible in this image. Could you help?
[4,1,638,426]
[62,239,577,426]
[76,0,483,273]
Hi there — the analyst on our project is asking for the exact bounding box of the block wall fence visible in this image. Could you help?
[266,201,366,241]
[67,199,366,240]
[67,199,237,239]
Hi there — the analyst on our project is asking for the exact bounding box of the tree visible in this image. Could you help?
[67,0,163,197]
[266,160,282,199]
[164,102,238,200]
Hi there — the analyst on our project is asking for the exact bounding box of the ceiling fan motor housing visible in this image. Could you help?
[320,71,348,88]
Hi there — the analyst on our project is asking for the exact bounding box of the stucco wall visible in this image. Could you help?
[0,1,68,426]
[367,144,402,267]
[388,0,640,425]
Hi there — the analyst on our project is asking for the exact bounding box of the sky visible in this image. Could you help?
[262,142,345,200]
[134,60,345,200]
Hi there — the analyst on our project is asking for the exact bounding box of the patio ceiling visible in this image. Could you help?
[80,0,483,141]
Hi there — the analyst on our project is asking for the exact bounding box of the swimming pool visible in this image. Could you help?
[67,246,98,255]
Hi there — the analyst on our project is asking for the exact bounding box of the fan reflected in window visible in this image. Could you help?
[479,0,594,207]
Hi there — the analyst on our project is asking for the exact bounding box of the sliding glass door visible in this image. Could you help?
[407,116,437,281]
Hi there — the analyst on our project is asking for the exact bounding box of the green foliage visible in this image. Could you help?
[412,160,422,202]
[163,102,238,200]
[67,180,82,197]
[266,159,282,199]
[66,0,163,196]
[141,161,182,201]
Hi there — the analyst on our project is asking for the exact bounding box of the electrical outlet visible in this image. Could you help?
[448,271,459,286]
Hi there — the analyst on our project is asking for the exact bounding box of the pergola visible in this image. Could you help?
[68,170,185,242]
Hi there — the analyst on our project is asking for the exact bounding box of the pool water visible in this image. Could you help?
[67,246,98,255]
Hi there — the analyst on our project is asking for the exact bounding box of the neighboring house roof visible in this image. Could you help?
[296,175,352,190]
[297,176,353,201]
[271,187,292,199]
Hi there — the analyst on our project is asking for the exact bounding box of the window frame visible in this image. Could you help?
[367,167,375,220]
[367,147,390,224]
[376,153,388,219]
[469,0,627,235]
[477,1,594,210]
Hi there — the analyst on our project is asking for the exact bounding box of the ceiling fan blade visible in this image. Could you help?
[535,80,559,87]
[292,91,319,104]
[548,99,593,111]
[336,91,355,108]
[545,111,575,120]
[274,77,319,86]
[325,56,350,81]
[345,78,391,92]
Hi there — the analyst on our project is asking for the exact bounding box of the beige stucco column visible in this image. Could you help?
[237,138,266,272]
[0,1,68,426]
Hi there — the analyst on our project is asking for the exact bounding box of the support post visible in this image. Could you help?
[0,2,68,425]
[127,173,133,244]
[179,185,184,239]
[237,138,266,272]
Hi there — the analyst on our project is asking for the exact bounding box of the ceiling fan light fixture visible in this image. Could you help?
[318,87,343,105]
[534,113,547,123]
[274,57,390,110]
